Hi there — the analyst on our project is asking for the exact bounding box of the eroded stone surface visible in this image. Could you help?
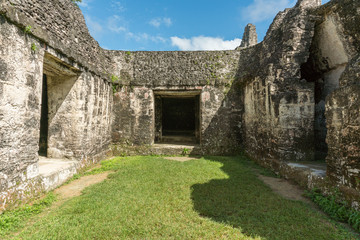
[0,2,113,209]
[239,23,258,48]
[242,2,317,162]
[326,86,360,191]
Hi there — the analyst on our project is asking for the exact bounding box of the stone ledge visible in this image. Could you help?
[111,143,202,156]
[0,157,81,212]
[280,161,327,189]
[38,157,80,191]
[248,153,359,209]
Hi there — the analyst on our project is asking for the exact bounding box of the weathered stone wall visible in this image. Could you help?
[110,50,243,155]
[242,0,319,163]
[112,86,154,146]
[0,0,113,209]
[326,86,360,194]
[239,23,258,48]
[46,71,112,160]
[240,0,360,205]
[303,3,350,160]
[318,0,360,197]
[0,15,44,201]
[0,0,111,78]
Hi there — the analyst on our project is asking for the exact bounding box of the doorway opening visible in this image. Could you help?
[38,74,48,156]
[155,91,200,144]
[38,52,80,159]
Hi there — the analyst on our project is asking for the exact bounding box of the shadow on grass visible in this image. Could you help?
[190,156,349,240]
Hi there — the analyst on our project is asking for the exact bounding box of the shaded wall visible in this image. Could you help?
[110,51,243,155]
[319,0,360,199]
[241,0,319,163]
[239,0,360,205]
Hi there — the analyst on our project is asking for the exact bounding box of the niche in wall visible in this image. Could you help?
[300,15,348,161]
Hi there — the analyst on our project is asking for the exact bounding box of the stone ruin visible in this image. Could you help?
[238,23,258,48]
[0,0,359,211]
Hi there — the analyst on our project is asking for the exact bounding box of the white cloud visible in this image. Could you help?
[106,15,167,44]
[241,0,296,22]
[163,18,172,27]
[149,18,161,28]
[85,15,103,37]
[151,36,167,43]
[127,32,167,43]
[111,1,126,12]
[149,17,172,28]
[170,36,242,51]
[108,15,128,33]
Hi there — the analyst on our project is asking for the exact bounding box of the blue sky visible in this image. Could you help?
[79,0,330,51]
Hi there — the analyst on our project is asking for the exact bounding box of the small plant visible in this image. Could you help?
[112,85,117,94]
[24,25,32,34]
[110,74,120,94]
[64,173,81,185]
[182,148,190,156]
[31,43,37,52]
[111,74,119,83]
[125,51,131,63]
[306,188,360,232]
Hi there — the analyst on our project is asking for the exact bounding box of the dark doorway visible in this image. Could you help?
[39,74,48,156]
[163,97,195,136]
[155,92,200,144]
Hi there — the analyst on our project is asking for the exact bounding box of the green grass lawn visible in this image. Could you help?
[6,156,358,239]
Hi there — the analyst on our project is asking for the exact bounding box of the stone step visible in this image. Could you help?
[160,135,196,144]
[151,143,201,156]
[38,157,79,191]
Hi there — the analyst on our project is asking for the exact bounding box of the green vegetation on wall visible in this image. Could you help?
[24,25,32,34]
